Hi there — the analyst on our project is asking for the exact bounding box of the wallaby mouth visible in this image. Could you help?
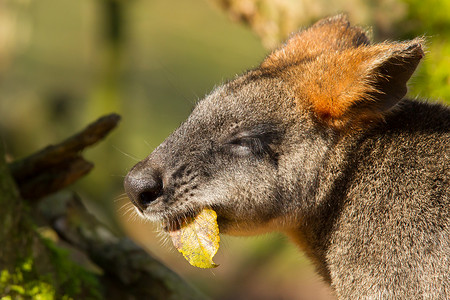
[160,204,230,234]
[161,210,200,232]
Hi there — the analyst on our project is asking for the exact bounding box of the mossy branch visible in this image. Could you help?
[1,114,207,299]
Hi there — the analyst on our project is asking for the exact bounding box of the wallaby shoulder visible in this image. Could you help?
[322,99,450,298]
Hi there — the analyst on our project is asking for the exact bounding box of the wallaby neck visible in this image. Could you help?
[287,99,450,285]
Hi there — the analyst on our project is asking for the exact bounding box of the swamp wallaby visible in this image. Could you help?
[124,15,449,299]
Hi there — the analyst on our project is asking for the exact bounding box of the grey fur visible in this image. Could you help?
[125,17,450,299]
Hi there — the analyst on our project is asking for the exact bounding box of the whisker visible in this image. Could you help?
[113,145,141,162]
[144,140,153,149]
[117,202,130,212]
[110,174,127,178]
[158,61,197,105]
[114,194,129,203]
[121,203,136,215]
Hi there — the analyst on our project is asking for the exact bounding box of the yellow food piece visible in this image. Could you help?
[169,208,220,268]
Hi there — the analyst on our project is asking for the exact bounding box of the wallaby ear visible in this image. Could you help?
[262,14,370,69]
[368,41,424,112]
[307,14,371,50]
[308,39,425,129]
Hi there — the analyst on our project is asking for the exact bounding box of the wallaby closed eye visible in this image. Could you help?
[225,124,283,159]
[227,137,265,156]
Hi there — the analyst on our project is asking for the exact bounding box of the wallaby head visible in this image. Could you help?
[124,14,449,298]
[125,14,423,234]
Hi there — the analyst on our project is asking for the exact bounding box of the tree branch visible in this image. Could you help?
[9,113,121,201]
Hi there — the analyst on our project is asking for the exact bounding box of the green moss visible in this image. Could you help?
[0,237,102,300]
[40,237,102,299]
[0,262,55,299]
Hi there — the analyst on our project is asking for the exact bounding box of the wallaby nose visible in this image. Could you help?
[124,165,163,212]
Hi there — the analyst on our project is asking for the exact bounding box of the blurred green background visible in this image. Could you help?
[1,0,449,299]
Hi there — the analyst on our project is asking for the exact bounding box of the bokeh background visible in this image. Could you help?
[1,0,449,299]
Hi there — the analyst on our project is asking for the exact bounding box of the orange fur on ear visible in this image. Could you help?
[261,15,424,130]
[262,14,370,70]
[300,41,424,128]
